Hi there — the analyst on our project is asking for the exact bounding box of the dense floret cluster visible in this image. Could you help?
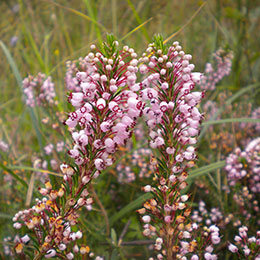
[22,73,56,107]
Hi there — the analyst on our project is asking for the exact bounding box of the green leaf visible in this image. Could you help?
[111,228,117,245]
[126,0,151,41]
[109,193,153,226]
[199,83,260,140]
[7,165,63,177]
[0,212,12,219]
[202,117,260,126]
[120,17,153,41]
[0,163,28,188]
[0,41,44,150]
[111,249,119,260]
[188,161,226,179]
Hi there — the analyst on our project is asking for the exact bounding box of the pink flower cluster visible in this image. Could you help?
[65,42,143,172]
[65,57,91,92]
[200,49,233,91]
[191,201,223,226]
[13,164,93,258]
[228,226,260,259]
[13,39,146,258]
[189,224,221,260]
[140,41,203,167]
[22,73,56,107]
[117,148,154,183]
[251,107,260,132]
[225,137,260,192]
[138,38,204,259]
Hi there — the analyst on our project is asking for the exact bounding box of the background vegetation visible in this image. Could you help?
[0,0,259,259]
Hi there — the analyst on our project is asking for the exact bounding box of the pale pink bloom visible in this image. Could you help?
[45,249,56,258]
[228,243,238,253]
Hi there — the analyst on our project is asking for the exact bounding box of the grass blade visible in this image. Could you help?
[109,193,153,226]
[23,27,45,72]
[188,161,226,179]
[0,41,23,84]
[0,163,28,188]
[49,0,107,32]
[126,0,151,42]
[25,172,35,206]
[226,83,260,105]
[199,82,260,140]
[7,165,63,177]
[202,117,260,126]
[120,17,153,42]
[112,0,118,36]
[0,213,12,219]
[0,40,44,149]
[164,2,206,44]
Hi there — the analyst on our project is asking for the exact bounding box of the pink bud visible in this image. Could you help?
[96,98,106,110]
[143,185,152,192]
[164,216,172,223]
[100,121,110,132]
[104,138,114,148]
[228,243,238,253]
[95,158,105,170]
[142,215,151,223]
[155,137,164,146]
[94,139,102,149]
[66,253,74,260]
[166,147,175,154]
[160,102,168,112]
[109,101,120,112]
[45,249,56,258]
[110,85,118,92]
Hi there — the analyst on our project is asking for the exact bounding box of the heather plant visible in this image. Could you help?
[22,74,56,108]
[228,228,260,259]
[137,38,204,259]
[1,1,260,260]
[10,35,225,259]
[199,49,233,92]
[2,35,259,260]
[12,35,145,259]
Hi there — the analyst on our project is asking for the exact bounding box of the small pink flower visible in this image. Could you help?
[142,215,151,223]
[164,216,172,223]
[228,243,238,253]
[109,101,120,112]
[94,158,105,170]
[70,93,84,107]
[96,98,106,110]
[66,253,74,259]
[45,249,56,258]
[100,121,111,132]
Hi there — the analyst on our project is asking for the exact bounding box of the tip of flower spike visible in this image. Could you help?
[102,34,119,58]
[152,34,166,54]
